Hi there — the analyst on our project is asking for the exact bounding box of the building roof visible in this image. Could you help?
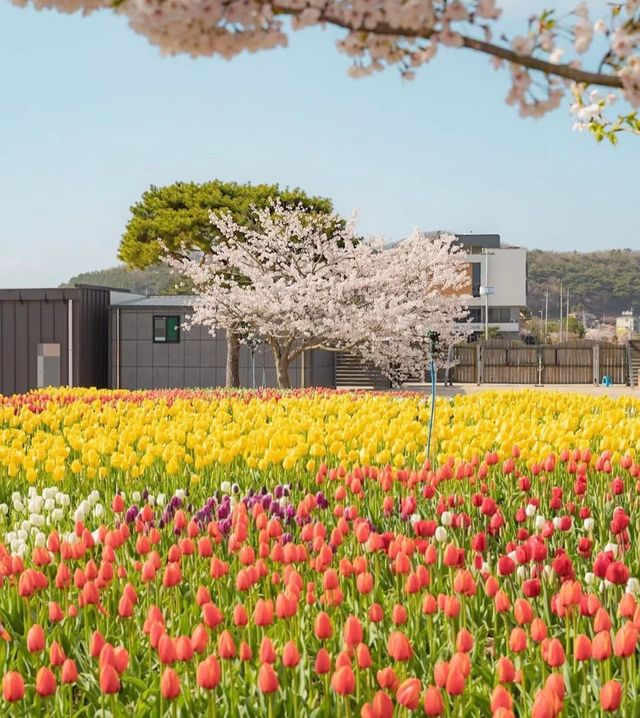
[110,295,195,308]
[455,234,501,249]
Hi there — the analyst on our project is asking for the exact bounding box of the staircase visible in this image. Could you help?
[629,340,640,387]
[334,353,392,389]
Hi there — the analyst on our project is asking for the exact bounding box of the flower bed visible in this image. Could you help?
[0,388,639,716]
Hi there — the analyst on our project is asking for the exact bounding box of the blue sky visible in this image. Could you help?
[1,1,638,287]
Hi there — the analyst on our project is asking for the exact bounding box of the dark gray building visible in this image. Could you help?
[0,285,114,395]
[0,286,335,395]
[109,294,335,390]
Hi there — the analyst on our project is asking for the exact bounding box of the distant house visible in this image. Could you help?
[616,311,639,340]
[456,234,527,337]
[0,286,335,395]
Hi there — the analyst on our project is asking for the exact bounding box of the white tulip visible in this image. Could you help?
[220,481,231,494]
[435,526,448,542]
[626,578,640,594]
[604,543,618,556]
[552,517,562,530]
[516,566,528,580]
[534,515,546,530]
[34,532,46,548]
[583,518,594,531]
[132,491,141,503]
[409,513,421,526]
[17,529,27,541]
[175,489,186,500]
[584,571,595,585]
[525,503,537,518]
[156,494,166,507]
[440,511,452,526]
[93,504,105,518]
[0,504,8,516]
[44,499,55,512]
[51,509,64,523]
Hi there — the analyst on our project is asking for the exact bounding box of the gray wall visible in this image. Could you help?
[0,288,111,396]
[109,307,336,390]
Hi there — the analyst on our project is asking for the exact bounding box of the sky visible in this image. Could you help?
[0,1,638,287]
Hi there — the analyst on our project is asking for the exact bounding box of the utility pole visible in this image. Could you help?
[566,288,570,338]
[545,290,549,340]
[560,283,563,342]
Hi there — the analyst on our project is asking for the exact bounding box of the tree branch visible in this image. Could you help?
[301,9,624,90]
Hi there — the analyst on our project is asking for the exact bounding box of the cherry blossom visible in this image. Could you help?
[164,202,470,388]
[12,0,640,140]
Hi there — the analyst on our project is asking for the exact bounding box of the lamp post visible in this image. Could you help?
[480,249,495,341]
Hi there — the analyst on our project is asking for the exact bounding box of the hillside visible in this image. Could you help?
[527,249,640,317]
[65,249,640,316]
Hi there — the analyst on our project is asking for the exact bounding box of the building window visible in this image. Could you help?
[153,315,180,343]
[471,263,481,297]
[488,307,511,323]
[468,307,482,323]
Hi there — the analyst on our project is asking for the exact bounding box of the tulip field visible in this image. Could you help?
[3,388,640,717]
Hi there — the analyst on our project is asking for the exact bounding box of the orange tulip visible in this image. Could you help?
[423,685,444,716]
[600,680,622,711]
[160,668,181,700]
[396,677,422,710]
[260,637,277,664]
[544,638,565,667]
[331,665,355,695]
[49,641,66,666]
[387,631,412,661]
[592,631,612,661]
[258,663,279,694]
[61,659,78,684]
[614,622,638,658]
[491,685,513,713]
[444,668,465,696]
[253,599,274,627]
[314,648,332,675]
[456,628,474,653]
[157,635,177,665]
[35,666,56,697]
[314,611,333,640]
[497,657,516,683]
[509,627,527,653]
[2,672,25,702]
[574,634,592,661]
[217,630,236,660]
[371,690,394,718]
[27,624,45,653]
[282,641,300,668]
[197,655,221,690]
[343,616,363,647]
[90,630,106,658]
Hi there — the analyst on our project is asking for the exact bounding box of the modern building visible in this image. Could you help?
[456,234,527,337]
[0,286,335,395]
[109,294,335,390]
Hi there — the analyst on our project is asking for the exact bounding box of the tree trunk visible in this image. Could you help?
[226,331,240,388]
[274,351,291,389]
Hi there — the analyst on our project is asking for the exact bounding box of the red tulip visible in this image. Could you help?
[27,624,45,653]
[396,677,421,710]
[2,672,25,702]
[197,656,221,690]
[387,631,412,661]
[574,634,592,661]
[343,616,363,647]
[35,666,57,697]
[331,665,355,695]
[258,663,279,694]
[423,685,444,716]
[61,659,78,684]
[160,668,181,700]
[600,680,622,711]
[282,641,300,668]
[315,648,332,675]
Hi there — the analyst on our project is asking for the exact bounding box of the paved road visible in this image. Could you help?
[400,383,639,398]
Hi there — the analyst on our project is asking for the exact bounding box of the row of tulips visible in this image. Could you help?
[0,389,639,715]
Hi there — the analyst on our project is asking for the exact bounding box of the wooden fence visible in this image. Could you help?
[334,341,629,388]
[452,340,627,385]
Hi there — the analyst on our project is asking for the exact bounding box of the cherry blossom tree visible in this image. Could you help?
[164,203,471,388]
[12,1,640,142]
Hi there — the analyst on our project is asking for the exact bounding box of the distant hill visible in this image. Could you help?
[65,248,640,317]
[62,264,182,295]
[527,249,640,318]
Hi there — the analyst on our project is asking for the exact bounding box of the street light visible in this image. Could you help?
[479,249,495,341]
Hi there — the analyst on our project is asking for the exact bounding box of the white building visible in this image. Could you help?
[616,311,639,339]
[456,234,527,337]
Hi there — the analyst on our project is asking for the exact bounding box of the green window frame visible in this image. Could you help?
[153,315,180,343]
